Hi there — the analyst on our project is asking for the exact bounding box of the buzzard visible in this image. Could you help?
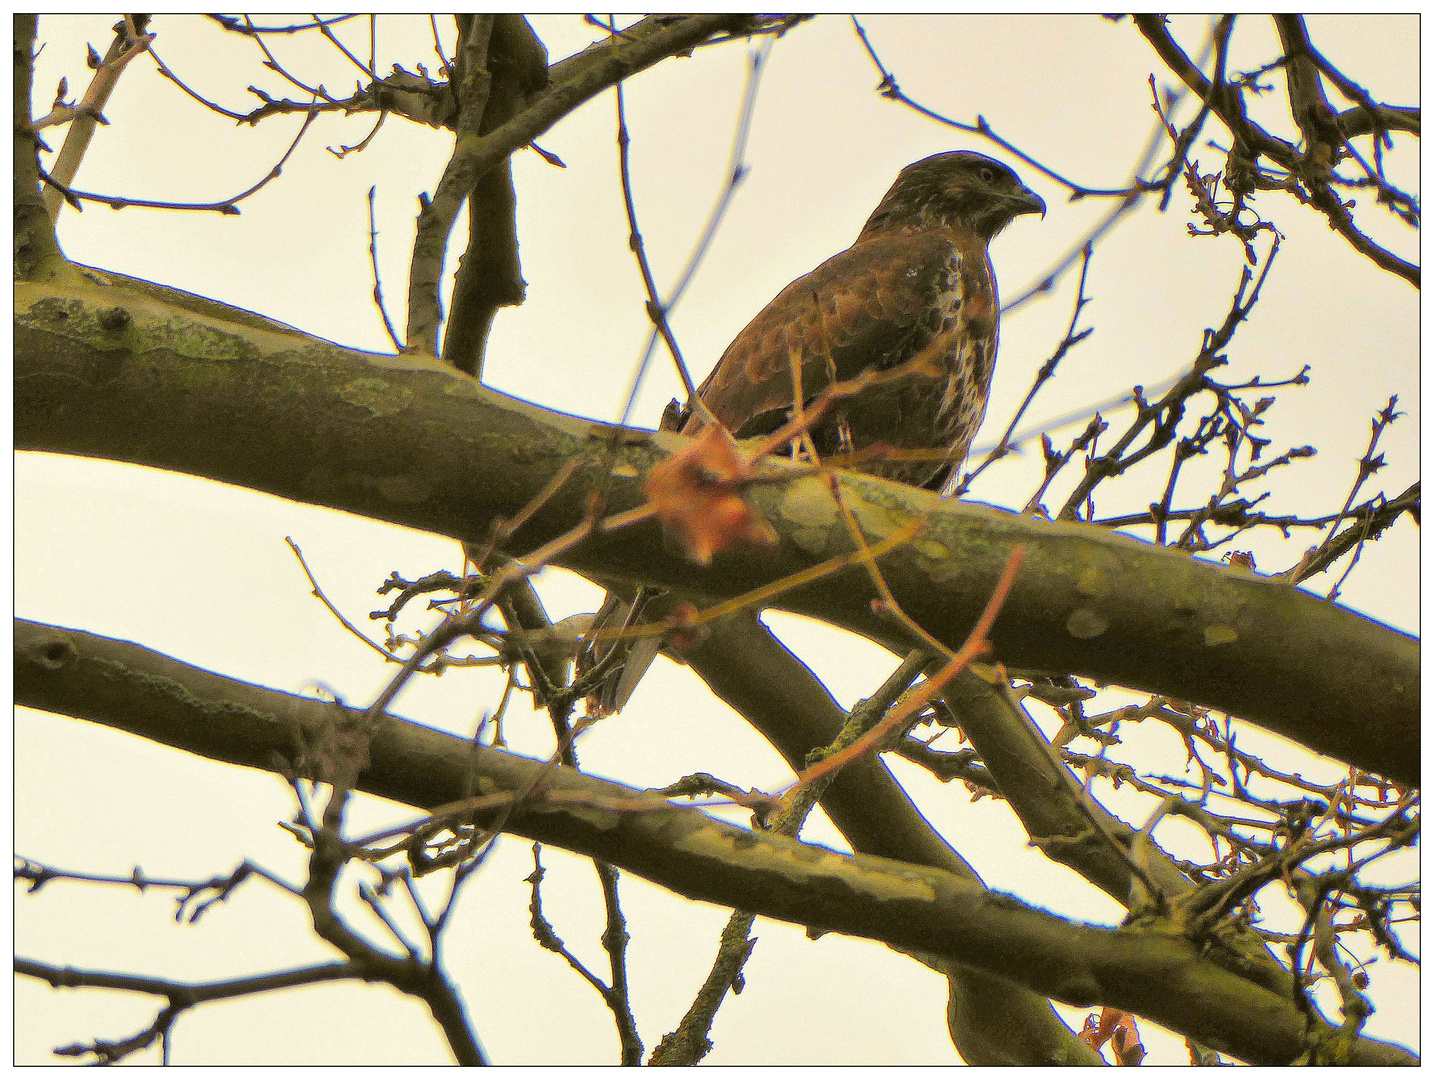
[579,151,1044,710]
[671,149,1044,486]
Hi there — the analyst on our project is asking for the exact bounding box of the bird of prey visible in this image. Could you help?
[579,150,1044,711]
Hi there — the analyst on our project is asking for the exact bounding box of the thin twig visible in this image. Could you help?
[287,537,404,662]
[38,108,319,215]
[208,14,362,37]
[791,544,1026,791]
[147,44,253,121]
[315,13,380,81]
[366,187,404,350]
[243,14,339,103]
[42,16,154,221]
[613,73,703,411]
[611,37,772,431]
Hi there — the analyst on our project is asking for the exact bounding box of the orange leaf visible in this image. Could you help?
[644,425,777,565]
[1079,1007,1145,1065]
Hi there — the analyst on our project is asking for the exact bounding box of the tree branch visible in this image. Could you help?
[1133,15,1418,288]
[681,611,1101,1065]
[14,276,1418,785]
[41,17,153,221]
[12,618,1416,1067]
[13,15,67,281]
[439,15,549,377]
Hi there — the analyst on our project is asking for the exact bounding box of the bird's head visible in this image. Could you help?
[859,151,1045,242]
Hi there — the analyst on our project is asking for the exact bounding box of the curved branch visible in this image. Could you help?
[12,619,1416,1067]
[13,275,1418,786]
[37,109,319,216]
[439,15,549,377]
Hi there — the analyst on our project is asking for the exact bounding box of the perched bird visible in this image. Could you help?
[579,150,1044,711]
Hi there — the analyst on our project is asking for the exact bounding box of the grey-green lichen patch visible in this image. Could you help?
[775,476,841,556]
[1075,563,1107,598]
[1066,607,1109,639]
[1204,624,1239,646]
[339,377,413,418]
[842,488,922,548]
[914,538,951,563]
[686,827,938,902]
[90,655,277,726]
[21,295,88,327]
[150,312,265,365]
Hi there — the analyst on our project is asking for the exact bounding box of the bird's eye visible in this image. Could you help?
[978,167,996,184]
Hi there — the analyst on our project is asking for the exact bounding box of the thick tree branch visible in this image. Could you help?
[14,276,1418,785]
[440,15,549,377]
[13,619,1416,1067]
[685,615,1291,1006]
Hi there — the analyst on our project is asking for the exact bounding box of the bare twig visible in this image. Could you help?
[850,16,1151,200]
[1055,242,1279,521]
[42,16,154,221]
[208,14,362,37]
[242,14,339,104]
[366,187,404,351]
[790,545,1025,792]
[287,536,405,662]
[1133,14,1418,287]
[613,74,701,411]
[147,43,253,121]
[315,13,380,81]
[38,108,319,215]
[18,958,372,1065]
[1288,481,1418,585]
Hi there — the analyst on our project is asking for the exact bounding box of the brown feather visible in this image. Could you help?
[690,227,996,489]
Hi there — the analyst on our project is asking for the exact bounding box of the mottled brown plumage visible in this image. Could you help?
[674,150,1043,489]
[580,151,1043,713]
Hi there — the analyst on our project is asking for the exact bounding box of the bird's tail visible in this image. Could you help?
[573,586,666,715]
[573,397,698,714]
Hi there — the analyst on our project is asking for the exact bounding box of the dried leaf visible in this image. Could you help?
[1079,1007,1146,1065]
[644,425,777,565]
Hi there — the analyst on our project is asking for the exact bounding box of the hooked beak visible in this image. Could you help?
[1012,184,1046,219]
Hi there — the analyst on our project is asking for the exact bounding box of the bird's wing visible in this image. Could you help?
[695,229,969,438]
